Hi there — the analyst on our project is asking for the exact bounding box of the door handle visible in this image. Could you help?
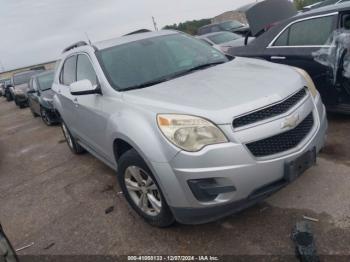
[271,56,286,60]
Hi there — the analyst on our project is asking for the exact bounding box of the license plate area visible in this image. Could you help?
[284,148,316,183]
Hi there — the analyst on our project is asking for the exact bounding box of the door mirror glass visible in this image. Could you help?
[0,226,18,262]
[69,79,100,96]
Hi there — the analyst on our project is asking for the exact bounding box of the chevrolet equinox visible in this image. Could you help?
[52,30,327,227]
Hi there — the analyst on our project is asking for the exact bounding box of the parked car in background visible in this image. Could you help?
[303,0,350,11]
[197,20,250,36]
[10,69,44,108]
[28,71,59,126]
[53,30,327,227]
[229,3,350,114]
[197,32,254,53]
[0,83,4,97]
[3,79,13,102]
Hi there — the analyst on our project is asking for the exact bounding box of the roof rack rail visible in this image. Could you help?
[62,41,88,53]
[124,29,152,36]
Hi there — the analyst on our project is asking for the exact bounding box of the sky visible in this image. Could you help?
[0,0,255,72]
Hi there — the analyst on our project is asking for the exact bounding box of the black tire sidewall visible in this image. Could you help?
[118,149,175,227]
[61,122,85,154]
[41,107,51,126]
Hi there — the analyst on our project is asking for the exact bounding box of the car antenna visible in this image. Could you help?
[85,32,92,46]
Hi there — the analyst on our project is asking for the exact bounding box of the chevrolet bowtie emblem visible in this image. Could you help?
[281,114,300,129]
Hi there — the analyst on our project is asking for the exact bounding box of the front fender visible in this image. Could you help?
[107,109,180,165]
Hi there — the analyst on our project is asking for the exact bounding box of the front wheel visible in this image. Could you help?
[6,92,13,102]
[61,122,85,154]
[118,149,175,227]
[41,107,52,126]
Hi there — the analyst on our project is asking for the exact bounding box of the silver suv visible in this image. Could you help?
[52,30,327,227]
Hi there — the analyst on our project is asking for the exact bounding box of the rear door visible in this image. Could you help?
[56,55,78,132]
[264,13,338,105]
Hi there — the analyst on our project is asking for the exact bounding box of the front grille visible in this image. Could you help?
[233,88,307,128]
[246,113,314,157]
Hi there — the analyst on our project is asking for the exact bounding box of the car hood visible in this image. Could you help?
[242,0,297,36]
[14,83,29,92]
[41,89,54,100]
[122,57,306,125]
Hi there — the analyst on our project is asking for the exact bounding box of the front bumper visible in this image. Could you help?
[14,93,28,104]
[150,94,327,224]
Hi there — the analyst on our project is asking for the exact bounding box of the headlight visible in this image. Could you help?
[157,114,228,152]
[43,97,53,103]
[293,67,318,98]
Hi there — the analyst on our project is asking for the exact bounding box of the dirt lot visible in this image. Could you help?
[0,98,350,259]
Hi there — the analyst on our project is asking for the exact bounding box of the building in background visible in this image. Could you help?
[0,61,56,80]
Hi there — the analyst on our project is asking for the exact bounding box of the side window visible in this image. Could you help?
[76,55,97,86]
[274,15,335,46]
[210,26,220,33]
[61,56,77,86]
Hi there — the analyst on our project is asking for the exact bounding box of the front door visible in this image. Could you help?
[57,55,78,133]
[72,54,111,163]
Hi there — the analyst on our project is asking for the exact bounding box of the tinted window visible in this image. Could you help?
[199,27,211,35]
[210,26,221,33]
[274,16,334,46]
[62,56,77,85]
[37,72,54,91]
[220,21,244,30]
[77,55,97,85]
[98,34,227,91]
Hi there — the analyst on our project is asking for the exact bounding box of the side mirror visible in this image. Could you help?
[69,80,101,96]
[0,225,18,262]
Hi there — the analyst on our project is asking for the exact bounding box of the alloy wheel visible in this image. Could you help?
[124,166,162,216]
[41,108,51,125]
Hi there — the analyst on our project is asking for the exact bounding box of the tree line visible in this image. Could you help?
[162,1,324,35]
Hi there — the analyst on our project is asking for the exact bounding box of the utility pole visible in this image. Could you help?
[152,16,159,31]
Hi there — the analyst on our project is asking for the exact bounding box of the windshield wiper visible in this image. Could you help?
[122,78,172,91]
[121,61,226,92]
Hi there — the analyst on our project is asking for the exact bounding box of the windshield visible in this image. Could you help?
[97,33,228,91]
[221,21,244,30]
[208,32,241,44]
[13,71,42,86]
[37,72,54,91]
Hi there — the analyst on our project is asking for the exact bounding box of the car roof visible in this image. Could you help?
[94,30,178,50]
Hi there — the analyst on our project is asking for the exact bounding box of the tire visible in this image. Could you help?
[61,121,85,154]
[118,149,175,227]
[6,92,13,102]
[41,107,52,126]
[14,97,19,106]
[30,106,39,117]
